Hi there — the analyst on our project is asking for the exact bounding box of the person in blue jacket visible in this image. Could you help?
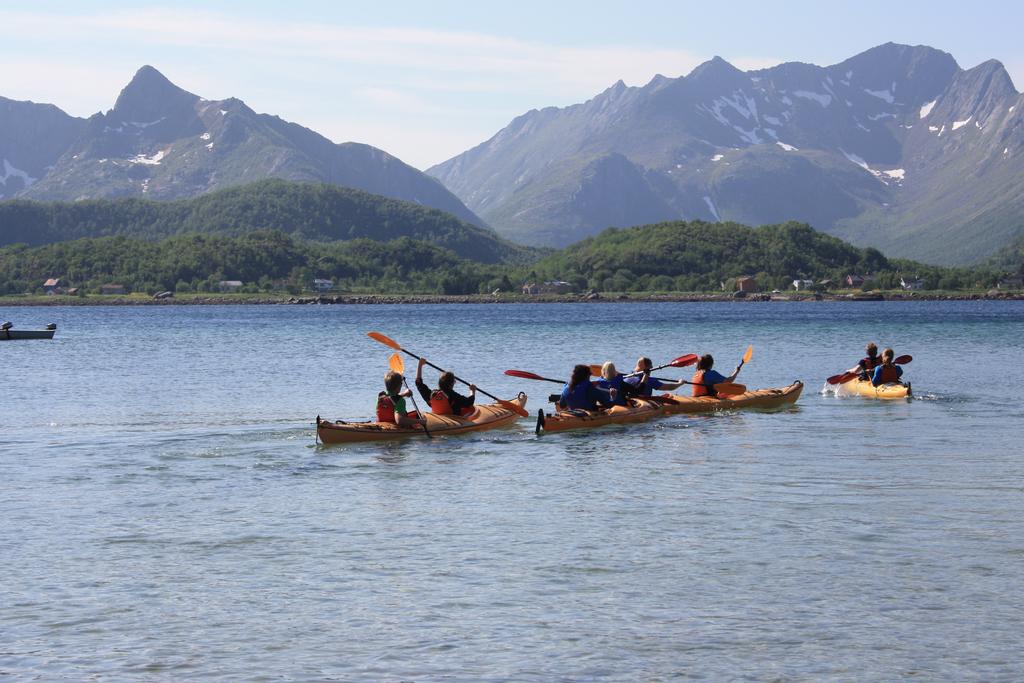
[624,357,686,396]
[559,364,610,411]
[871,348,904,386]
[595,361,650,406]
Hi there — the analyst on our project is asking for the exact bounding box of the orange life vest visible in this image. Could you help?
[691,370,711,397]
[429,390,454,415]
[429,390,473,416]
[876,364,901,384]
[376,392,397,423]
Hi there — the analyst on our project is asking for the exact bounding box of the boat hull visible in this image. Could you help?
[317,393,527,444]
[658,381,804,414]
[843,378,912,400]
[538,398,663,433]
[1,329,56,340]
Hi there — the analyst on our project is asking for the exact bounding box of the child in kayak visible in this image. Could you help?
[871,348,904,386]
[856,342,881,380]
[691,354,740,398]
[596,361,649,406]
[378,371,427,429]
[624,357,685,396]
[559,364,610,411]
[415,357,476,416]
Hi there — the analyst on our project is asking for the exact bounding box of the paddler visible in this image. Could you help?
[870,348,904,386]
[415,357,476,416]
[378,371,427,429]
[559,364,610,411]
[691,354,740,398]
[624,357,686,396]
[596,361,649,406]
[856,342,882,380]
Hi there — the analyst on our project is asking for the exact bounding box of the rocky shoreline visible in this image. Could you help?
[2,290,1022,306]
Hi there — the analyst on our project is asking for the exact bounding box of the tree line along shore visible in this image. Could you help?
[1,180,1021,301]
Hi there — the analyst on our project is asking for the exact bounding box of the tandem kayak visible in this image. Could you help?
[316,393,528,444]
[842,378,912,400]
[535,398,663,434]
[656,381,804,413]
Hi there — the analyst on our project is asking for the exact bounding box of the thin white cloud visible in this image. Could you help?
[0,7,787,166]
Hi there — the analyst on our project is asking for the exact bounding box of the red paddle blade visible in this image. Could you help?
[827,371,859,385]
[668,353,699,367]
[894,355,913,364]
[505,369,545,381]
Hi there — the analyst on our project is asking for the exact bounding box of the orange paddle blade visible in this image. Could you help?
[742,345,753,364]
[715,382,746,396]
[496,398,530,418]
[367,331,401,350]
[388,352,404,373]
[589,364,603,377]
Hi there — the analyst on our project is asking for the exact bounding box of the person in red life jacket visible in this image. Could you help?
[871,347,904,386]
[855,342,881,380]
[624,356,686,396]
[691,354,740,398]
[377,371,426,429]
[414,357,476,416]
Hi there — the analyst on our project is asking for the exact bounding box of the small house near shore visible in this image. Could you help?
[43,278,65,295]
[313,278,334,292]
[219,280,243,293]
[736,276,758,293]
[792,279,815,291]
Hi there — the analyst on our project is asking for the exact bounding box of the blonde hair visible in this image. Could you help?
[601,361,617,380]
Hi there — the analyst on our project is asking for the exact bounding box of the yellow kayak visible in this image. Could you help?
[536,398,663,434]
[657,381,803,413]
[843,378,912,400]
[317,393,527,443]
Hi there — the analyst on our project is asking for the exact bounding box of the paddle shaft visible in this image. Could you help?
[400,377,431,438]
[400,348,505,403]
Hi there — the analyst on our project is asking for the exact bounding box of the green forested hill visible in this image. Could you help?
[0,179,531,264]
[519,220,992,291]
[0,231,502,295]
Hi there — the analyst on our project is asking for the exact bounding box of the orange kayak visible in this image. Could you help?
[317,393,527,443]
[656,381,804,413]
[536,398,663,434]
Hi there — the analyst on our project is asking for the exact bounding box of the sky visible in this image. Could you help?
[2,0,1023,169]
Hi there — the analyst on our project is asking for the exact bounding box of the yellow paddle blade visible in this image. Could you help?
[388,352,404,373]
[743,345,753,364]
[367,331,401,350]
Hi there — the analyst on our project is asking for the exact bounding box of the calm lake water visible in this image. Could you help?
[3,301,1023,681]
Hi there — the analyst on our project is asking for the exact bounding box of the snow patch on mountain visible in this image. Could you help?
[703,196,721,221]
[864,88,894,103]
[792,90,831,106]
[776,141,798,151]
[200,132,211,141]
[919,100,937,118]
[763,115,782,125]
[711,154,724,162]
[129,117,165,129]
[883,169,905,181]
[130,150,166,165]
[1,159,37,187]
[952,116,972,130]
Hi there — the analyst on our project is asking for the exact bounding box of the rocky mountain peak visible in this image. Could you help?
[111,65,199,122]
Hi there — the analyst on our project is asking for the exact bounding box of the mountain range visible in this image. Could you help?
[0,66,484,227]
[427,43,1024,264]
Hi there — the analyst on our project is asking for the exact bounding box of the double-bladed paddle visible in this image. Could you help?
[588,353,699,378]
[388,353,431,438]
[369,331,529,417]
[507,368,743,396]
[826,354,913,385]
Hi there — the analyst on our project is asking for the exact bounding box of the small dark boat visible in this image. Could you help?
[1,322,57,340]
